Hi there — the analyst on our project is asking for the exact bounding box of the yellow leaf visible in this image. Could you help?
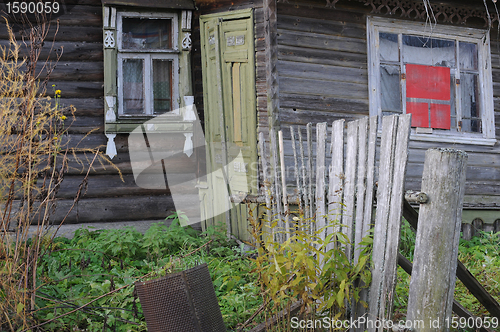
[16,302,24,314]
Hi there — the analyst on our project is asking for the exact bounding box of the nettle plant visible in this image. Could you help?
[248,208,373,331]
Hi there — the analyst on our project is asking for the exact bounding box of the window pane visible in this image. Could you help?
[379,32,399,62]
[153,60,172,114]
[402,35,455,67]
[460,73,481,133]
[380,65,401,113]
[123,59,144,114]
[459,42,478,70]
[122,18,172,50]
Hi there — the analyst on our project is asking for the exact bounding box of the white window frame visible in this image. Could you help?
[117,11,180,117]
[367,16,496,146]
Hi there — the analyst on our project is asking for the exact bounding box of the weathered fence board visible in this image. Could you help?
[327,119,344,252]
[258,132,272,229]
[353,117,368,265]
[343,120,358,261]
[270,128,283,241]
[368,114,411,331]
[290,127,302,213]
[362,116,377,248]
[298,127,309,220]
[315,122,328,239]
[278,130,290,238]
[368,115,398,328]
[306,123,314,220]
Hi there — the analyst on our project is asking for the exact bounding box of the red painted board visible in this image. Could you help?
[407,102,429,128]
[406,64,450,101]
[430,103,451,129]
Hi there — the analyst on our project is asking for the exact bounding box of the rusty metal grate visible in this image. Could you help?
[135,263,226,332]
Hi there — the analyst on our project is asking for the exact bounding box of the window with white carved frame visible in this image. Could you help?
[102,2,194,140]
[117,12,179,116]
[367,17,495,145]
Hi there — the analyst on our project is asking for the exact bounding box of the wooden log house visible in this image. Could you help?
[1,0,499,237]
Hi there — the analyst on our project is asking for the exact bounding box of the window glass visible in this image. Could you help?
[368,19,493,140]
[379,33,399,62]
[122,18,172,50]
[380,64,401,114]
[402,35,455,67]
[459,42,478,70]
[153,59,172,114]
[123,59,144,114]
[460,73,480,132]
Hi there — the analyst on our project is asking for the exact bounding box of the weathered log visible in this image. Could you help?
[407,148,468,332]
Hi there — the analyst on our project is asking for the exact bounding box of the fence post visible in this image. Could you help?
[407,148,468,332]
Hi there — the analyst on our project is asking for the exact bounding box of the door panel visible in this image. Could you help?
[200,10,257,239]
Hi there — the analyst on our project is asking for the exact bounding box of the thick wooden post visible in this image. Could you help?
[407,148,468,332]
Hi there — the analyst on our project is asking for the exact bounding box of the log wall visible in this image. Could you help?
[0,0,187,224]
[275,1,500,215]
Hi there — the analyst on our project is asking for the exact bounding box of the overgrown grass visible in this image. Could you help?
[33,214,261,331]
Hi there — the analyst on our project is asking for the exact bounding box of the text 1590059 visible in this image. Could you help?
[6,1,59,14]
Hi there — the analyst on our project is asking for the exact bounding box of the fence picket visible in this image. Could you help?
[278,130,290,238]
[270,128,283,242]
[368,115,399,331]
[344,120,359,262]
[316,122,328,243]
[258,132,272,227]
[363,116,378,238]
[327,119,344,252]
[354,117,368,265]
[298,128,309,224]
[382,114,411,320]
[290,127,302,213]
[306,123,314,222]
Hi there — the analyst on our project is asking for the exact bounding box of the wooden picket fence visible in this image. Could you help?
[258,114,412,329]
[255,114,500,332]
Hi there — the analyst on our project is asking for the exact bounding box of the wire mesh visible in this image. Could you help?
[135,263,226,332]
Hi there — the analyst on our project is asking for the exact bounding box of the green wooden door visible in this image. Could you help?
[200,9,257,240]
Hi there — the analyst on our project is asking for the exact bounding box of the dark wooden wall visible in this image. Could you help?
[0,0,183,224]
[274,1,500,211]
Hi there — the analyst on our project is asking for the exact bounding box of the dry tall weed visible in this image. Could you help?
[0,18,120,331]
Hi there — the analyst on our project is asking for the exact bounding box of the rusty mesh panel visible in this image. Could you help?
[186,264,227,332]
[135,263,226,332]
[135,272,198,332]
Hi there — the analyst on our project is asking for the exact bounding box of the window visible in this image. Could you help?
[367,17,495,145]
[117,12,179,117]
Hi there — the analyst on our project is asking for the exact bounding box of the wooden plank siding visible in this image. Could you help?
[274,2,500,215]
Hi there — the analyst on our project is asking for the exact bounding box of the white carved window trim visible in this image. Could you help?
[367,16,496,146]
[116,11,180,117]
